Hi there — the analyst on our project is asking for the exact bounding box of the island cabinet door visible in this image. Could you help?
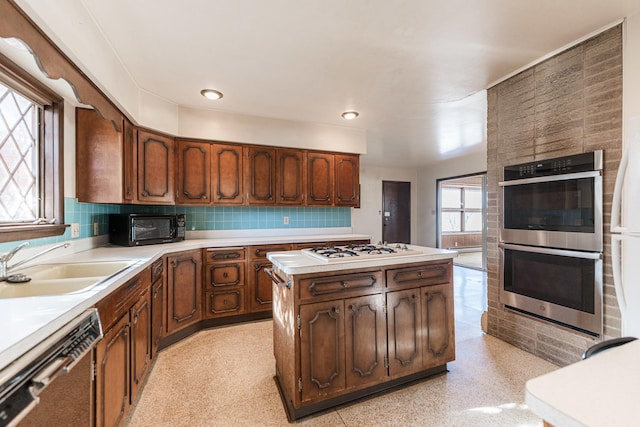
[422,284,455,369]
[345,294,387,390]
[299,300,345,403]
[386,288,423,378]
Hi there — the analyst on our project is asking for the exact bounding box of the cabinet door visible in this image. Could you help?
[204,289,246,318]
[95,314,130,427]
[307,152,334,206]
[345,294,386,390]
[151,278,164,358]
[335,154,360,207]
[422,284,455,369]
[277,149,305,204]
[248,260,273,312]
[245,146,276,204]
[386,288,423,378]
[212,143,244,204]
[123,119,137,202]
[300,300,345,402]
[177,140,211,204]
[130,289,151,402]
[137,130,175,204]
[166,250,202,334]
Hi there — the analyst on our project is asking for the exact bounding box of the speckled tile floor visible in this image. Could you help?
[127,267,557,426]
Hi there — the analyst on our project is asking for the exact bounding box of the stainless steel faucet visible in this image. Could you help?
[0,242,71,280]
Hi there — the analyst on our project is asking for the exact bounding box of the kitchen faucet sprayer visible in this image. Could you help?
[0,242,71,281]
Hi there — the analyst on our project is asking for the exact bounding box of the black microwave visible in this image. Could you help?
[109,214,185,246]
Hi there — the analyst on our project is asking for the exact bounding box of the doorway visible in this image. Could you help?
[382,181,411,244]
[436,173,487,271]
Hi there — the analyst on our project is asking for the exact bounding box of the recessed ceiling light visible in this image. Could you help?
[201,89,223,100]
[341,111,359,120]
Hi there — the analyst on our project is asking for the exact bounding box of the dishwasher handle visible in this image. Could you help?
[29,356,72,394]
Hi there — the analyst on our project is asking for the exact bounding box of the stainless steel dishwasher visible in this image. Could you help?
[0,309,102,426]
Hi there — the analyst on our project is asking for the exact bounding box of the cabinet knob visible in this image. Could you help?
[223,272,228,278]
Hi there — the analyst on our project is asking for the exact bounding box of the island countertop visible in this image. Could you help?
[267,244,457,275]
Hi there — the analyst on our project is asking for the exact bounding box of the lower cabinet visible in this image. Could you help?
[247,244,292,313]
[166,250,202,333]
[150,258,164,358]
[203,247,246,318]
[94,269,151,427]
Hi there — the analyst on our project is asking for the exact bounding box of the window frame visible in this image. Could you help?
[441,185,482,234]
[0,52,66,242]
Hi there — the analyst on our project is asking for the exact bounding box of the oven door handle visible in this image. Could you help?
[499,170,601,186]
[498,243,602,259]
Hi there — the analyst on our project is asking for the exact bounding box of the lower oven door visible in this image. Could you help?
[499,243,603,336]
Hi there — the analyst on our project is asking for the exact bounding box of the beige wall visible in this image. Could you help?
[416,151,487,248]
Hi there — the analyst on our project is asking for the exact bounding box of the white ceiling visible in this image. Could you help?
[72,1,640,166]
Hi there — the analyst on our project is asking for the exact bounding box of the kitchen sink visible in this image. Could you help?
[0,260,137,298]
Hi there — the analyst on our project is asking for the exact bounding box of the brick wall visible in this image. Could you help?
[486,25,622,366]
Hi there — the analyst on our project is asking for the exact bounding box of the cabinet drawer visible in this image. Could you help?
[248,244,292,260]
[151,258,163,283]
[205,262,245,288]
[97,269,151,331]
[205,247,245,263]
[386,262,451,289]
[299,270,383,301]
[204,289,246,318]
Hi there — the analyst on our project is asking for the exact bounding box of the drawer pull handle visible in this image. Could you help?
[223,272,229,278]
[264,268,290,289]
[343,281,349,288]
[417,272,423,279]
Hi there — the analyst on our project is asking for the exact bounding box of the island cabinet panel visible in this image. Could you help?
[248,244,292,313]
[277,148,306,204]
[335,154,360,207]
[299,270,383,302]
[386,261,451,290]
[345,294,386,389]
[137,130,175,204]
[387,288,423,378]
[203,247,247,318]
[307,152,334,205]
[166,250,202,333]
[422,284,455,369]
[245,146,276,204]
[176,140,211,204]
[300,300,346,402]
[212,143,244,204]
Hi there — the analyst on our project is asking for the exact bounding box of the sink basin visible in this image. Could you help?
[0,260,137,299]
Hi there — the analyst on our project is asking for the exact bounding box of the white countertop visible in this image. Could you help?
[525,339,640,427]
[267,244,457,275]
[0,232,370,372]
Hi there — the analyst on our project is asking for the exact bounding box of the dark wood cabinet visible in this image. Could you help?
[137,130,175,204]
[247,244,291,313]
[123,119,137,203]
[166,250,202,333]
[307,152,334,206]
[150,258,164,359]
[245,146,276,204]
[421,283,455,369]
[203,247,246,318]
[386,288,423,378]
[335,154,360,207]
[212,143,244,204]
[130,289,151,401]
[277,149,306,204]
[176,140,211,204]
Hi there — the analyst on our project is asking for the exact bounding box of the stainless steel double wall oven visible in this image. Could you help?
[499,150,603,336]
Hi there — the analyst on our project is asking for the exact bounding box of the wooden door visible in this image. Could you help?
[382,181,411,244]
[344,294,386,390]
[386,288,422,378]
[422,284,455,369]
[137,130,175,204]
[177,140,211,204]
[307,152,334,206]
[299,300,345,402]
[123,119,137,203]
[212,143,244,204]
[95,314,130,427]
[245,146,276,204]
[166,250,202,334]
[277,149,305,204]
[151,277,164,358]
[248,260,273,312]
[130,289,151,402]
[335,154,360,207]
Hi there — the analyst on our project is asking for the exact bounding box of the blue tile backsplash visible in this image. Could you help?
[0,198,351,251]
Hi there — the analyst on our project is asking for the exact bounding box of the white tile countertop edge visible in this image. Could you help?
[0,231,370,372]
[525,339,640,427]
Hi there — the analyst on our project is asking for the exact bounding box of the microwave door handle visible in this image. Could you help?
[498,170,601,187]
[611,144,629,233]
[498,243,602,260]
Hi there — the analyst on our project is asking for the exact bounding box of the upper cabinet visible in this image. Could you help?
[76,108,359,207]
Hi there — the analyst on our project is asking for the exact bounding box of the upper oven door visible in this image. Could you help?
[499,171,603,252]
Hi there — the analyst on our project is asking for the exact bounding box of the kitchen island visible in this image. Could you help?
[267,244,457,420]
